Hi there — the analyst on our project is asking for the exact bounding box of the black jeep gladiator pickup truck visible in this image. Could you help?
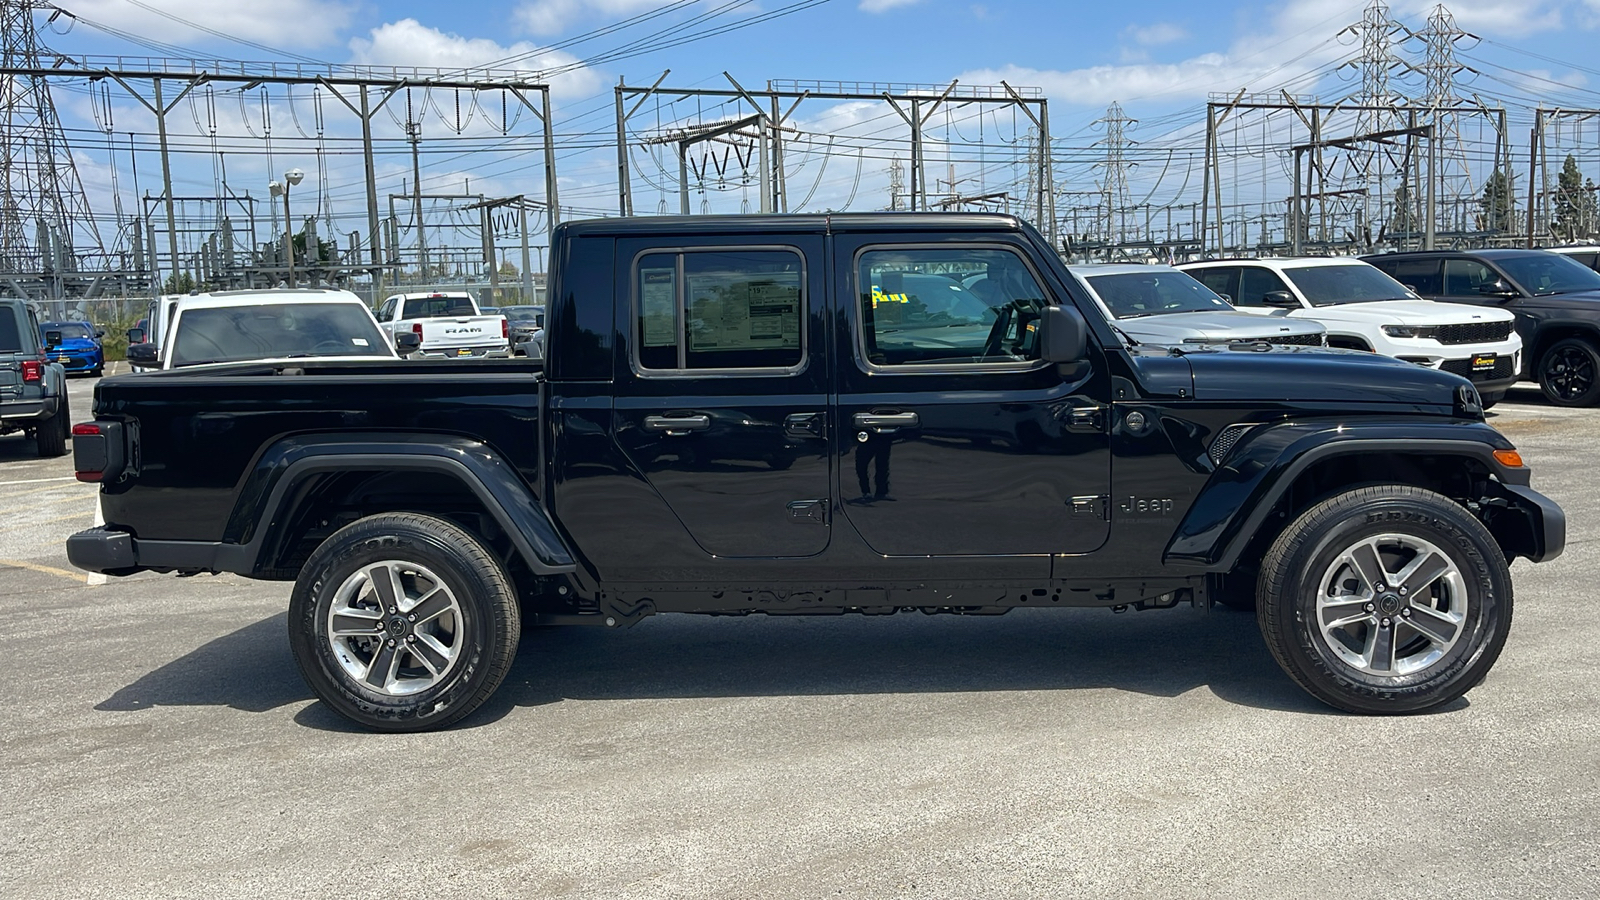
[67,214,1565,731]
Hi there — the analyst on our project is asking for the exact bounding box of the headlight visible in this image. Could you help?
[1381,325,1435,339]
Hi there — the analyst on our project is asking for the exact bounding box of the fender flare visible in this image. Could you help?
[1164,419,1527,570]
[221,432,576,577]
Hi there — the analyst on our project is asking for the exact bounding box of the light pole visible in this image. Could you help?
[268,168,305,287]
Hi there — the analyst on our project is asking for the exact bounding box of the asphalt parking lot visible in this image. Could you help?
[2,376,1597,899]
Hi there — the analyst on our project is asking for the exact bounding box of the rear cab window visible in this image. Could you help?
[402,295,477,319]
[633,248,805,374]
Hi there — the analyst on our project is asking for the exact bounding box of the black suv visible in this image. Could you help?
[1362,249,1600,406]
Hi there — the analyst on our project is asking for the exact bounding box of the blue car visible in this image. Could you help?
[39,320,105,376]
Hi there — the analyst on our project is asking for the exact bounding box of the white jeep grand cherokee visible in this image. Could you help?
[1179,257,1522,407]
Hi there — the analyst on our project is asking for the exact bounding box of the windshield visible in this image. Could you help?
[170,303,392,367]
[1085,271,1234,318]
[1283,265,1411,305]
[500,305,545,326]
[41,322,92,339]
[1495,253,1600,296]
[401,295,476,318]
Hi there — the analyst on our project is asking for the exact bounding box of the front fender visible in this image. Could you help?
[1165,418,1524,569]
[223,432,575,576]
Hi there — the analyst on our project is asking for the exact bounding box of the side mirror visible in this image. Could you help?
[395,331,422,356]
[126,342,158,366]
[126,327,145,344]
[44,330,62,348]
[94,329,106,339]
[1039,305,1089,363]
[1262,291,1302,310]
[1478,279,1517,298]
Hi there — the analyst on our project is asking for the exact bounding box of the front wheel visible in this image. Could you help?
[1257,485,1512,714]
[288,513,521,732]
[1538,337,1600,406]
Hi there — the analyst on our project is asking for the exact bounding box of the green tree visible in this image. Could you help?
[163,271,195,293]
[1478,169,1513,234]
[1552,154,1597,241]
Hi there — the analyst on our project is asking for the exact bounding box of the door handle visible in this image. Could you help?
[853,411,919,431]
[644,414,710,435]
[784,412,825,438]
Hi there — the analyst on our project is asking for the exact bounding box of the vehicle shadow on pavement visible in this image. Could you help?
[444,605,1343,729]
[96,612,312,714]
[101,604,1467,731]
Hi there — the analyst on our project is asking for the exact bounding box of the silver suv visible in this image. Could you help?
[1067,264,1326,348]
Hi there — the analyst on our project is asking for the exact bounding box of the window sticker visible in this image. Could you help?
[685,271,801,352]
[640,267,677,347]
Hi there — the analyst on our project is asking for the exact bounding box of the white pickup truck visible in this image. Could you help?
[374,292,510,359]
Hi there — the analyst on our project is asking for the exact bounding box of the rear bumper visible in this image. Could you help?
[0,396,60,423]
[67,526,243,576]
[415,346,512,359]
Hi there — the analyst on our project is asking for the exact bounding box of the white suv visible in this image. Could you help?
[1179,257,1522,406]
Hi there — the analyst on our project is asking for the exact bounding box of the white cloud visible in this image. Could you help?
[514,0,682,36]
[1125,22,1188,46]
[860,0,923,12]
[958,0,1570,109]
[348,20,601,99]
[59,0,355,49]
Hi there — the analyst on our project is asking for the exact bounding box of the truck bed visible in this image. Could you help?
[95,358,544,544]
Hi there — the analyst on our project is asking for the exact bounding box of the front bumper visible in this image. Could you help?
[1486,482,1566,563]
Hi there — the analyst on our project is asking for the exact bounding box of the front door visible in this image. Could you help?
[610,235,831,559]
[830,233,1112,569]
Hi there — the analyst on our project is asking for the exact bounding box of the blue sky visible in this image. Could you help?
[30,0,1600,260]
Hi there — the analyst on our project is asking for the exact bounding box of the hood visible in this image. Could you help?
[1513,291,1600,310]
[1184,346,1468,409]
[1118,311,1325,345]
[1308,299,1515,326]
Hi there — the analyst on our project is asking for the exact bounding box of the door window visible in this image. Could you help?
[1235,267,1292,306]
[1381,259,1442,294]
[1443,258,1498,295]
[857,247,1047,367]
[1190,267,1238,302]
[633,248,805,373]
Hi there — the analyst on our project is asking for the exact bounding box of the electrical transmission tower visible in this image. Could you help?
[1407,4,1479,232]
[1339,0,1406,238]
[1093,103,1135,245]
[887,156,905,211]
[0,1,104,295]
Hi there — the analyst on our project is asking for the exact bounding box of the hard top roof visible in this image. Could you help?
[558,212,1026,238]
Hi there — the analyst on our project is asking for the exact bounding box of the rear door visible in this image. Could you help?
[831,232,1112,572]
[609,234,831,560]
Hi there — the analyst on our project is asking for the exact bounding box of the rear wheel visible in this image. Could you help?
[288,513,520,732]
[1538,337,1600,406]
[1257,484,1511,714]
[35,393,69,457]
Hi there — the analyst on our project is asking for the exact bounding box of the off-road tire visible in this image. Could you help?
[288,513,520,732]
[35,392,69,457]
[1257,484,1512,714]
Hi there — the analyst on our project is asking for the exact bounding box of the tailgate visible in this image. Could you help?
[420,317,504,348]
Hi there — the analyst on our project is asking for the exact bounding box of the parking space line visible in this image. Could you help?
[0,481,95,501]
[0,510,93,533]
[0,476,75,487]
[0,558,86,584]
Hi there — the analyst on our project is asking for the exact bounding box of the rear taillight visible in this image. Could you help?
[412,322,424,336]
[74,423,105,482]
[21,360,41,382]
[501,318,509,339]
